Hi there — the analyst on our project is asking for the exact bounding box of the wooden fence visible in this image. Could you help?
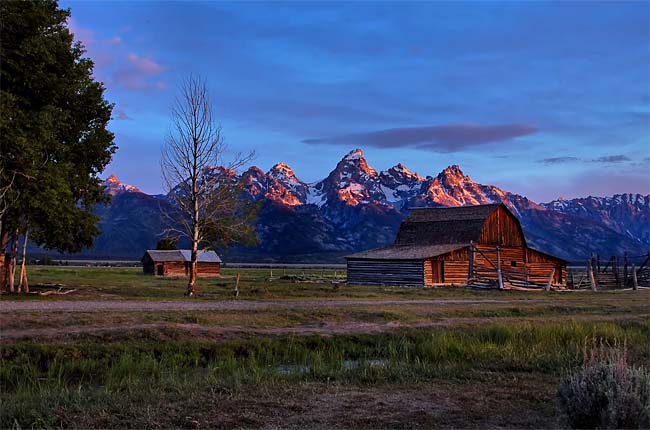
[567,252,650,290]
[467,245,557,291]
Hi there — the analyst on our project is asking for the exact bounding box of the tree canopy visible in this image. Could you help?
[0,0,116,256]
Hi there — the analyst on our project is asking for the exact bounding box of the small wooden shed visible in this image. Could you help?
[141,250,222,277]
[346,203,567,288]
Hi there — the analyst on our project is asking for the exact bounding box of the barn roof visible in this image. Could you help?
[396,204,502,246]
[143,249,222,263]
[347,244,468,260]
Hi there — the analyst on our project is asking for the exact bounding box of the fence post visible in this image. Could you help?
[546,268,555,292]
[496,246,504,290]
[234,272,240,297]
[467,241,474,283]
[588,261,597,291]
[596,254,601,273]
[632,264,638,291]
[623,251,627,288]
[613,256,620,288]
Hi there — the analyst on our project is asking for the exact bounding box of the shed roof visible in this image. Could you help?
[346,244,468,260]
[143,249,222,263]
[396,204,502,246]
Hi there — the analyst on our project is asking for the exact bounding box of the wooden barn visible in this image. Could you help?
[346,203,567,288]
[141,250,222,277]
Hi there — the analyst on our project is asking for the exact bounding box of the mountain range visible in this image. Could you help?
[91,149,648,262]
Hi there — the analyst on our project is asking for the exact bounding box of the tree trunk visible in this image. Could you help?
[187,166,199,297]
[0,220,8,291]
[8,228,19,293]
[18,229,29,293]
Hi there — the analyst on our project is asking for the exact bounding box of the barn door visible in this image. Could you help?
[432,260,444,283]
[156,264,164,276]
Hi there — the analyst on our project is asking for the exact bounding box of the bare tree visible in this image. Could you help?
[161,75,257,296]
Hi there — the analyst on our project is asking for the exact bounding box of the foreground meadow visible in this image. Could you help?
[1,266,648,428]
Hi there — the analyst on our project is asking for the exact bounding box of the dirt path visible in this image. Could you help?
[1,312,644,341]
[0,298,526,313]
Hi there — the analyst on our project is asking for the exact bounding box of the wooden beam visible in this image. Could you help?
[496,246,504,290]
[588,261,597,291]
[632,264,638,291]
[467,241,474,282]
[546,268,555,292]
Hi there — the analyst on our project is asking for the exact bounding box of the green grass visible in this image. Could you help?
[2,320,649,428]
[7,265,648,302]
[2,266,649,428]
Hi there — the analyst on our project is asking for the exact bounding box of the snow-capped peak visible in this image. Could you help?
[343,148,364,161]
[385,163,424,181]
[268,162,299,182]
[335,148,377,177]
[103,174,141,195]
[439,164,467,179]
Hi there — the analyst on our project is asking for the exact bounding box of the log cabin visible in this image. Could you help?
[346,203,567,288]
[141,249,222,277]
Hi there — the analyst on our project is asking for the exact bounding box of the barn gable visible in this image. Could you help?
[394,203,526,247]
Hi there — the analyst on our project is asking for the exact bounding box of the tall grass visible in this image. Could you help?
[2,320,648,428]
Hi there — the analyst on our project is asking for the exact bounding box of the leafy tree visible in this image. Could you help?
[156,236,179,250]
[161,75,258,296]
[0,0,116,290]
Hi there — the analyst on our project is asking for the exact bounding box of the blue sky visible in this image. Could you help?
[63,1,649,201]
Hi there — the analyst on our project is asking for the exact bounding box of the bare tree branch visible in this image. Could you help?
[160,75,257,296]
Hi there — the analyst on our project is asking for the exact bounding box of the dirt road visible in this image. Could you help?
[0,298,522,313]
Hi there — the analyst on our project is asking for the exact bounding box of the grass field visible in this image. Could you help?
[1,266,649,428]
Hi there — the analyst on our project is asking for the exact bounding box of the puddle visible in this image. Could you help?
[274,364,310,375]
[343,359,388,369]
[274,358,389,374]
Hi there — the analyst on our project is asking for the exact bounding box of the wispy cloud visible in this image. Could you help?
[537,154,634,165]
[303,123,537,152]
[537,156,580,164]
[112,54,166,91]
[591,155,631,163]
[114,108,132,120]
[126,53,164,75]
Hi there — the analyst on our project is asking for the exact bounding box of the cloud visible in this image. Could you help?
[536,155,634,165]
[302,123,538,152]
[126,53,164,75]
[107,36,123,46]
[537,156,580,164]
[114,108,132,120]
[112,54,166,91]
[591,155,631,163]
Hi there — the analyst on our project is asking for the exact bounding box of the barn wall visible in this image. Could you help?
[470,246,565,286]
[428,248,470,284]
[423,260,434,286]
[197,262,221,277]
[142,255,154,275]
[479,205,526,247]
[347,259,424,287]
[163,262,186,277]
[526,249,566,284]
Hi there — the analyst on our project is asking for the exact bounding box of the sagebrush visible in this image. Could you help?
[558,337,650,429]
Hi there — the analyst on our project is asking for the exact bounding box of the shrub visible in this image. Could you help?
[557,337,650,429]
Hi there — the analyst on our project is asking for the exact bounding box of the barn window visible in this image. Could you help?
[511,261,517,267]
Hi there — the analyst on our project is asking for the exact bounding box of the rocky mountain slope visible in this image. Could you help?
[78,149,648,262]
